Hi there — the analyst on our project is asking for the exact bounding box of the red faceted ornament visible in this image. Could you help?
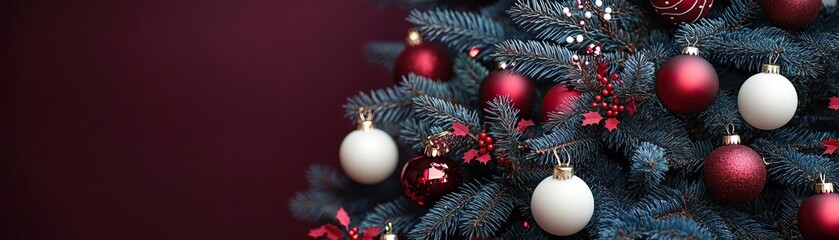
[764,0,821,30]
[656,47,718,115]
[401,154,463,206]
[799,181,839,239]
[394,42,453,83]
[651,0,713,24]
[702,134,765,203]
[479,69,536,117]
[541,84,581,121]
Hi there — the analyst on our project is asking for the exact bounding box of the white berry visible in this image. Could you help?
[604,13,612,21]
[566,36,575,44]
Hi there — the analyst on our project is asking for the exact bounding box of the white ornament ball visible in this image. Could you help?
[339,128,399,184]
[825,0,837,7]
[738,72,797,130]
[531,176,594,236]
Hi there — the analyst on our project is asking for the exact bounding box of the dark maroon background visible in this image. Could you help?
[0,0,408,239]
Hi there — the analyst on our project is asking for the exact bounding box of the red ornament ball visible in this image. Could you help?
[656,55,719,115]
[541,84,581,121]
[394,42,454,83]
[401,154,463,206]
[764,0,821,30]
[651,0,714,24]
[479,69,536,117]
[702,144,766,203]
[799,193,839,239]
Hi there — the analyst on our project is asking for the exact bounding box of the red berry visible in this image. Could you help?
[479,148,487,155]
[479,132,487,139]
[478,139,486,147]
[596,74,604,81]
[611,73,619,80]
[606,84,614,90]
[611,105,618,111]
[614,98,620,104]
[601,102,608,109]
[608,90,614,96]
[487,144,495,151]
[485,137,493,144]
[595,96,602,102]
[591,102,598,108]
[606,110,614,116]
[601,89,609,96]
[618,106,625,112]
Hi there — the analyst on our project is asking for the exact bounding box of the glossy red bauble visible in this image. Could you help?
[764,0,821,30]
[479,69,537,117]
[656,55,719,115]
[394,42,453,83]
[799,193,839,239]
[401,155,463,206]
[651,0,714,24]
[702,144,766,203]
[541,85,581,121]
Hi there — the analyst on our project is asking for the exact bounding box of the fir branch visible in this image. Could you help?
[409,182,483,240]
[459,183,516,238]
[359,197,423,236]
[753,139,839,189]
[399,73,458,102]
[696,92,745,138]
[493,40,579,82]
[616,51,655,98]
[344,86,413,124]
[290,191,344,223]
[629,142,669,191]
[710,27,821,79]
[306,164,350,192]
[485,96,524,157]
[409,9,506,57]
[450,55,490,105]
[525,127,600,166]
[412,95,482,131]
[364,41,405,70]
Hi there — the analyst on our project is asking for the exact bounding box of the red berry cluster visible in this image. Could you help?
[477,132,495,155]
[348,227,360,240]
[579,43,627,118]
[497,155,512,168]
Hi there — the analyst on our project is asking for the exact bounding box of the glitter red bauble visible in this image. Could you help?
[763,0,821,30]
[655,55,719,115]
[798,193,839,239]
[651,0,714,24]
[702,144,766,203]
[479,69,536,117]
[401,155,463,206]
[394,42,453,83]
[541,84,581,122]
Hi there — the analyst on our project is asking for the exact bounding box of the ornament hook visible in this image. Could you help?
[551,148,571,165]
[762,157,772,166]
[357,107,375,131]
[551,148,574,179]
[768,51,781,65]
[725,123,735,135]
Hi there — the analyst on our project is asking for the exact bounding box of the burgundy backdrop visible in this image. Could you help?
[0,0,409,239]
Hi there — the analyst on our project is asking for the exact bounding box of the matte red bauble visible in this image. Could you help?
[799,182,839,239]
[479,69,536,117]
[764,0,821,30]
[541,84,581,121]
[702,134,765,204]
[651,0,713,24]
[394,42,453,83]
[401,154,462,206]
[656,47,718,115]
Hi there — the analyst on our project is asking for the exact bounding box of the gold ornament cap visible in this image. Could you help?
[682,46,700,56]
[380,222,398,240]
[816,173,835,194]
[406,29,422,46]
[357,108,375,131]
[424,131,451,157]
[553,163,574,180]
[762,64,781,74]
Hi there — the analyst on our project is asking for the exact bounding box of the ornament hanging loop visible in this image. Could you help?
[551,149,574,180]
[762,157,772,166]
[682,35,700,55]
[380,221,398,240]
[357,107,375,131]
[762,51,782,74]
[816,173,834,193]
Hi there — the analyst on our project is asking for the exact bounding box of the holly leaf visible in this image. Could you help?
[476,154,492,164]
[336,208,350,231]
[452,122,470,136]
[823,138,839,155]
[604,118,620,131]
[308,224,342,240]
[462,149,479,163]
[517,119,534,132]
[361,226,381,240]
[830,96,839,110]
[627,100,637,115]
[582,112,603,126]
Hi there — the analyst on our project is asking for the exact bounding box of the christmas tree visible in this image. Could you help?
[292,0,839,239]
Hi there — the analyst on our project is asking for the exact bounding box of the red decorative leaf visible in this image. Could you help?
[830,96,839,110]
[452,122,470,136]
[336,208,350,231]
[361,226,382,240]
[582,112,603,126]
[604,118,620,131]
[627,100,637,115]
[823,138,839,155]
[462,149,479,163]
[476,154,492,164]
[517,119,534,132]
[308,224,342,240]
